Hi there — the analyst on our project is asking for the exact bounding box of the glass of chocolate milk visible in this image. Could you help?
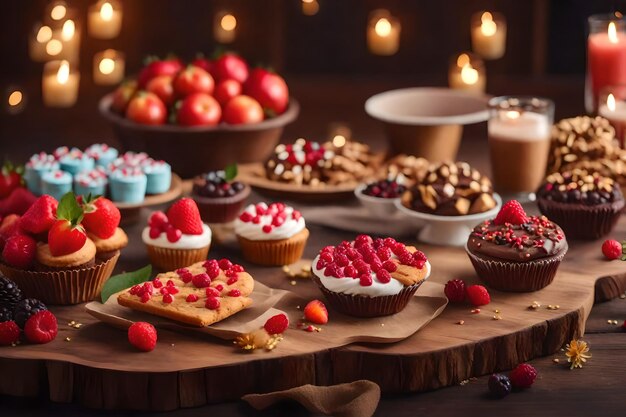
[487,96,554,201]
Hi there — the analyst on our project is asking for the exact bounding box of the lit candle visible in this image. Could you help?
[367,10,401,56]
[302,0,319,16]
[448,53,486,93]
[93,49,125,85]
[28,23,53,62]
[586,15,626,112]
[5,87,26,115]
[599,92,626,146]
[42,60,80,108]
[55,19,80,62]
[214,11,237,44]
[471,11,507,60]
[88,0,122,39]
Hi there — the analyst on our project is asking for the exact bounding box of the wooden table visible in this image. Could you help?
[2,75,626,416]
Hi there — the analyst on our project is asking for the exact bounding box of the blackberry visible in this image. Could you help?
[0,276,22,309]
[13,298,47,329]
[488,373,512,398]
[193,171,245,198]
[0,305,13,322]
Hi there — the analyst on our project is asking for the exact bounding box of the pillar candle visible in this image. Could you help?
[28,23,53,62]
[367,10,401,56]
[448,53,486,93]
[88,0,122,39]
[599,93,626,146]
[214,11,237,44]
[42,60,80,108]
[93,49,125,85]
[471,11,507,60]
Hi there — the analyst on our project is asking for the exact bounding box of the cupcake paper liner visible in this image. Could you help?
[537,198,624,240]
[237,228,309,266]
[193,185,251,224]
[145,245,210,271]
[0,252,119,305]
[465,245,568,292]
[312,275,426,317]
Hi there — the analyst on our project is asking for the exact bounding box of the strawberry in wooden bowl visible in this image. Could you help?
[0,192,123,305]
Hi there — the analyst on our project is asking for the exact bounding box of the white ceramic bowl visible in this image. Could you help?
[354,183,401,218]
[395,194,502,247]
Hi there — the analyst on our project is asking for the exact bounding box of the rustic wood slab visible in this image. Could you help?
[1,216,625,410]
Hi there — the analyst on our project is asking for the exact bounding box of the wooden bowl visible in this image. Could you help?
[365,88,489,162]
[99,95,300,179]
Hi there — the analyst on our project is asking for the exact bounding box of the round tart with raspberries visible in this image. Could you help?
[311,235,431,317]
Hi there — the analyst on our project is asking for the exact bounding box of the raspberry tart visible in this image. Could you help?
[117,259,254,327]
[0,192,120,304]
[466,200,568,292]
[235,202,309,266]
[311,235,431,317]
[537,170,624,240]
[192,165,251,223]
[143,198,212,271]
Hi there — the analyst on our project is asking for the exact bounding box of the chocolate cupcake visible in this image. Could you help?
[311,235,431,317]
[402,161,497,216]
[537,170,624,240]
[466,200,568,292]
[192,166,250,224]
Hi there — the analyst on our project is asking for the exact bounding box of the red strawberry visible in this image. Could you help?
[2,234,36,269]
[444,279,466,303]
[24,310,58,344]
[19,195,58,234]
[0,214,22,251]
[0,188,37,216]
[509,363,537,389]
[264,313,289,335]
[601,239,622,260]
[80,196,121,239]
[466,284,491,306]
[0,161,23,199]
[128,322,157,352]
[493,200,528,225]
[166,198,203,235]
[0,320,20,346]
[303,300,328,325]
[48,192,87,257]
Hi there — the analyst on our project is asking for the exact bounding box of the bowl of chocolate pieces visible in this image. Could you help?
[395,161,501,246]
[238,137,383,202]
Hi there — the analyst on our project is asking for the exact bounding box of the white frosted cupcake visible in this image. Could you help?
[311,235,431,317]
[142,198,212,270]
[234,202,309,266]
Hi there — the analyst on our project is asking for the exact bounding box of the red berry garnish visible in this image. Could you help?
[359,274,373,286]
[262,225,273,233]
[376,269,391,283]
[192,273,212,288]
[509,364,537,389]
[377,247,392,261]
[252,216,261,224]
[493,200,529,225]
[128,322,157,352]
[316,258,327,270]
[228,289,241,297]
[343,265,358,278]
[206,287,220,297]
[23,310,58,344]
[320,251,334,263]
[149,226,162,239]
[601,239,622,260]
[2,234,37,269]
[162,293,174,303]
[303,300,328,324]
[227,276,239,285]
[140,292,151,303]
[166,227,182,243]
[215,284,224,292]
[218,258,233,270]
[382,260,397,272]
[239,211,253,222]
[205,297,220,310]
[444,279,466,303]
[264,313,289,335]
[335,254,349,267]
[149,211,168,229]
[153,278,163,288]
[0,321,20,346]
[186,294,199,303]
[466,284,491,306]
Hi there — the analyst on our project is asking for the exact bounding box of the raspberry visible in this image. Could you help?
[316,259,327,270]
[383,237,397,247]
[343,265,358,278]
[412,250,427,262]
[262,225,273,233]
[444,279,466,303]
[153,278,163,288]
[205,297,220,310]
[370,259,383,273]
[228,289,241,297]
[162,293,173,303]
[466,284,490,306]
[218,259,233,270]
[601,239,622,260]
[206,287,220,297]
[376,269,391,283]
[382,260,397,272]
[377,247,392,261]
[2,234,37,269]
[192,273,212,288]
[128,322,157,352]
[320,251,334,263]
[186,294,199,303]
[509,363,537,389]
[149,227,162,239]
[23,310,58,344]
[166,227,182,243]
[354,234,373,248]
[0,320,20,346]
[493,200,528,225]
[359,274,373,286]
[227,276,239,285]
[148,211,168,229]
[346,248,361,260]
[264,313,289,335]
[230,264,244,273]
[488,374,512,398]
[372,238,385,250]
[335,254,349,267]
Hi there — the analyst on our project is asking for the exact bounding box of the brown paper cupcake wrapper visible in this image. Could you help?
[0,252,119,305]
[145,245,210,271]
[537,198,624,240]
[465,245,567,292]
[237,228,309,266]
[193,185,251,224]
[312,275,426,317]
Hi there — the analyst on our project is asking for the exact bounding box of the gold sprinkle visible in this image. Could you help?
[493,309,500,314]
[493,315,502,320]
[65,337,71,342]
[457,320,465,325]
[74,323,82,329]
[290,280,297,286]
[301,265,311,273]
[553,358,560,364]
[288,272,296,278]
[381,323,385,327]
[282,265,290,273]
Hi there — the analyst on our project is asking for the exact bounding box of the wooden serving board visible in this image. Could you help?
[1,219,626,411]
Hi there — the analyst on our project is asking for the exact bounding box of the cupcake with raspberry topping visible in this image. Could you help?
[234,202,309,266]
[143,198,212,271]
[466,200,568,292]
[85,143,119,168]
[311,235,431,317]
[537,170,624,240]
[192,165,250,223]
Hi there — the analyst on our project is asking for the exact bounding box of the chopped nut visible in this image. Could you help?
[553,358,560,364]
[290,280,297,286]
[493,315,502,320]
[457,320,465,325]
[65,337,71,342]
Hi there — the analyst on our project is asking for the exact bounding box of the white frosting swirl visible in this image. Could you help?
[234,203,305,241]
[312,255,431,297]
[142,223,212,249]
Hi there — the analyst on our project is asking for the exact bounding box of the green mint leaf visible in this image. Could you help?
[100,264,153,303]
[57,192,84,225]
[224,163,238,181]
